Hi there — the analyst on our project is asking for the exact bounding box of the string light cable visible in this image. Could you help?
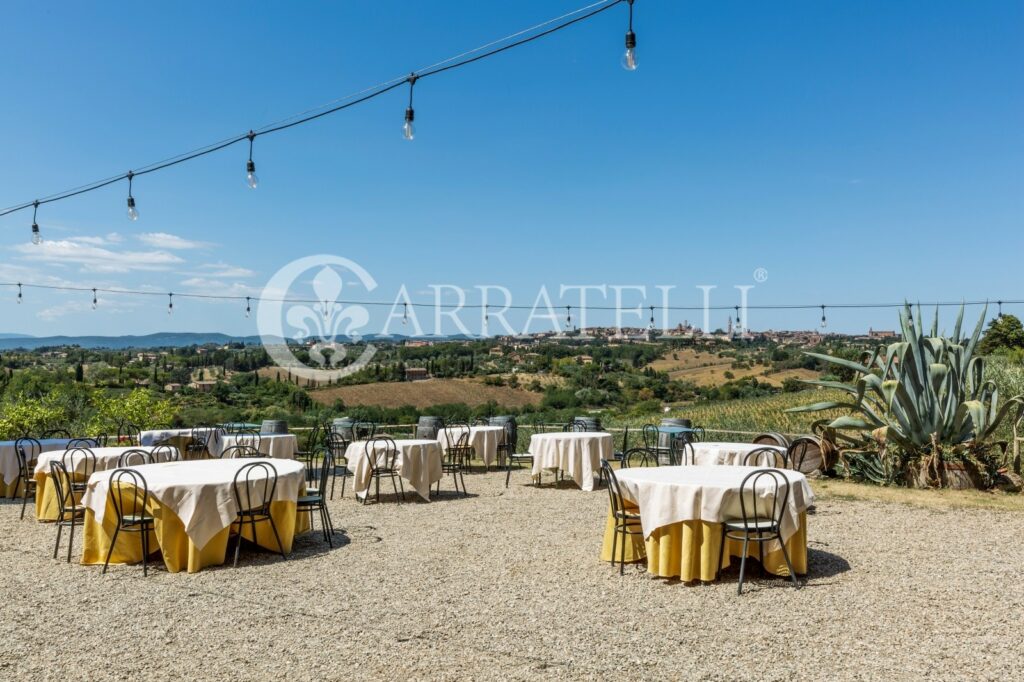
[0,0,633,226]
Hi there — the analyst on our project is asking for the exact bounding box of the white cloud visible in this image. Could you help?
[179,277,260,297]
[12,239,184,273]
[137,232,212,250]
[36,298,139,321]
[191,261,256,278]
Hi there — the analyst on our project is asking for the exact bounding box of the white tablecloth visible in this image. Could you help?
[35,446,180,476]
[212,434,297,460]
[82,458,305,550]
[0,438,72,485]
[529,432,613,492]
[344,439,443,501]
[437,426,504,466]
[690,442,786,467]
[614,465,814,545]
[140,427,219,446]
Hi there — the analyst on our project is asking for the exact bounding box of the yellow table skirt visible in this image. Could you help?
[80,490,309,573]
[601,504,808,582]
[2,478,24,498]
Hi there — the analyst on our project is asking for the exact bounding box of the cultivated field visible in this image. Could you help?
[645,348,817,387]
[310,378,543,409]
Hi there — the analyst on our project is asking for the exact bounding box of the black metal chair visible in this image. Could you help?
[717,469,800,594]
[669,438,695,466]
[564,420,588,433]
[92,433,110,447]
[363,436,405,504]
[743,446,789,468]
[236,429,262,450]
[295,423,322,467]
[691,426,706,443]
[601,460,643,575]
[354,421,377,441]
[787,436,818,472]
[641,424,660,451]
[61,447,97,494]
[186,426,211,459]
[231,461,287,567]
[49,461,87,563]
[15,437,41,520]
[67,437,99,448]
[222,444,262,459]
[325,431,351,500]
[102,468,156,575]
[117,422,141,446]
[42,429,71,440]
[621,447,657,468]
[439,428,470,497]
[117,448,153,467]
[296,450,335,547]
[612,426,631,462]
[151,443,179,462]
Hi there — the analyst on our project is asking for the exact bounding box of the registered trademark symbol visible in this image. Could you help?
[753,267,768,283]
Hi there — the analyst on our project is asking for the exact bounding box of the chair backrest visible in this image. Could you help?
[364,436,399,472]
[305,423,323,452]
[108,468,150,526]
[117,448,153,467]
[354,421,377,440]
[190,426,210,446]
[48,461,78,519]
[670,438,695,466]
[621,447,655,469]
[117,422,141,446]
[236,429,262,449]
[787,436,820,473]
[738,469,790,532]
[565,420,587,433]
[233,461,278,514]
[642,424,659,450]
[325,431,349,458]
[151,444,179,462]
[691,426,706,443]
[92,433,109,447]
[62,447,97,480]
[601,460,629,516]
[444,424,471,451]
[310,449,333,493]
[743,446,788,469]
[67,437,98,448]
[222,444,262,459]
[15,437,42,473]
[500,420,517,450]
[42,428,71,439]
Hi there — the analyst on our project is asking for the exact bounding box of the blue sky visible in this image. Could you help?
[0,0,1021,338]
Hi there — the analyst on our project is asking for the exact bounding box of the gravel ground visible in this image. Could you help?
[1,468,1022,681]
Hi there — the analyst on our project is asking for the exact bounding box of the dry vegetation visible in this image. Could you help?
[645,348,816,387]
[309,378,543,409]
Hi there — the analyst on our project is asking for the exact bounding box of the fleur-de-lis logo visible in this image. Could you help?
[258,255,377,380]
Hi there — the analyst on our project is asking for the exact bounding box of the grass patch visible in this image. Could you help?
[811,478,1024,512]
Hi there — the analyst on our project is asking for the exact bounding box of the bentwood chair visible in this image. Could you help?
[354,421,377,441]
[787,437,818,473]
[503,422,534,488]
[601,460,643,575]
[186,427,211,459]
[49,461,86,563]
[151,443,179,462]
[621,446,657,468]
[117,422,141,446]
[296,450,335,547]
[117,449,153,467]
[67,438,99,448]
[102,468,156,576]
[15,437,42,520]
[295,423,322,468]
[564,420,588,433]
[743,447,789,469]
[363,436,404,505]
[691,426,706,443]
[717,469,800,594]
[222,444,262,459]
[439,428,471,498]
[669,438,695,466]
[236,429,262,450]
[42,429,72,440]
[325,431,351,500]
[61,447,97,495]
[231,461,287,567]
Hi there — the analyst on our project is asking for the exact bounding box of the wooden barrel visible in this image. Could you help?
[752,432,791,448]
[416,416,444,440]
[788,435,823,473]
[574,416,602,432]
[658,417,693,449]
[332,417,357,440]
[260,419,289,434]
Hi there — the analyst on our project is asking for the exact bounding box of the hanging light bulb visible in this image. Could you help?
[820,305,827,329]
[649,305,655,329]
[735,305,742,331]
[126,171,139,221]
[622,0,637,71]
[92,288,98,310]
[17,283,23,304]
[245,131,259,189]
[245,296,251,318]
[566,306,572,329]
[997,300,1003,318]
[402,302,409,326]
[484,304,489,330]
[167,293,174,315]
[31,201,42,245]
[403,74,417,140]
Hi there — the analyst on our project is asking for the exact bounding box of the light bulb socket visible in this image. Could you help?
[247,160,256,173]
[405,107,415,123]
[31,223,40,235]
[127,196,136,209]
[625,30,636,49]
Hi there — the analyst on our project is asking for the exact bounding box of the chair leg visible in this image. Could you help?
[330,472,337,500]
[266,515,287,560]
[20,482,30,520]
[738,536,749,595]
[53,522,64,560]
[716,526,727,581]
[505,464,512,488]
[619,526,627,575]
[609,522,619,570]
[398,477,406,502]
[233,518,243,568]
[141,526,150,577]
[459,471,467,497]
[340,472,347,499]
[103,526,120,573]
[67,515,76,564]
[391,475,401,503]
[778,535,800,589]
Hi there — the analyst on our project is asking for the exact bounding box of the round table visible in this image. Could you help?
[690,442,786,467]
[213,433,297,459]
[437,426,504,466]
[80,458,307,573]
[344,439,443,501]
[529,432,613,491]
[0,438,72,497]
[602,465,813,582]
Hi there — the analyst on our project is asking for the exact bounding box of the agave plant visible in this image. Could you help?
[788,304,1024,487]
